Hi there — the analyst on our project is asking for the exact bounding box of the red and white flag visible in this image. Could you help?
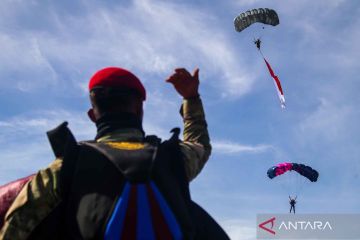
[264,58,285,109]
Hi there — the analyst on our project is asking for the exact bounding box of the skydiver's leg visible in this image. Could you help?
[290,205,295,213]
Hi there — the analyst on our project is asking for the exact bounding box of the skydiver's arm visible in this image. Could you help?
[179,97,211,181]
[0,160,63,240]
[166,68,211,181]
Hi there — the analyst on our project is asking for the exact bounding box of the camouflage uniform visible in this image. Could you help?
[0,97,211,239]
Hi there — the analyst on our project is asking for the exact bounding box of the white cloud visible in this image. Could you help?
[231,0,346,18]
[212,140,273,154]
[0,0,254,98]
[0,34,57,91]
[297,98,353,143]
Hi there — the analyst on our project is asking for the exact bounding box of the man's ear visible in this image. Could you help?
[88,109,96,123]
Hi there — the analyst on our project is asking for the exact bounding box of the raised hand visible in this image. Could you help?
[166,68,200,99]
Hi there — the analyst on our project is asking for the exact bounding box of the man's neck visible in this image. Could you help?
[95,112,144,140]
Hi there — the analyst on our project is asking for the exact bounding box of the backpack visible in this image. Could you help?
[4,122,230,240]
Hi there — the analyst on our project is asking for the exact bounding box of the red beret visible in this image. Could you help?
[88,67,146,101]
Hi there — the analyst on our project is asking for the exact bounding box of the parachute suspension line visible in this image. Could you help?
[258,48,265,58]
[268,163,319,204]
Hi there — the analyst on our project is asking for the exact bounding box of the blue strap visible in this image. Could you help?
[104,182,131,240]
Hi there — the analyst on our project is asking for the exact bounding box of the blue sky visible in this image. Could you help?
[0,0,359,239]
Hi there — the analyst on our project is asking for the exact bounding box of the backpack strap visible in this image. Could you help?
[156,127,191,201]
[169,127,181,142]
[46,121,77,159]
[46,121,79,196]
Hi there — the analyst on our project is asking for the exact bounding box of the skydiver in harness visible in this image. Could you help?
[254,38,261,50]
[289,195,297,214]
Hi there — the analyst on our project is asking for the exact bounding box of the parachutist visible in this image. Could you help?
[254,38,261,50]
[289,196,297,214]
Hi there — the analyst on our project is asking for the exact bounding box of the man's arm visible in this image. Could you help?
[0,159,63,240]
[179,97,211,181]
[166,68,211,181]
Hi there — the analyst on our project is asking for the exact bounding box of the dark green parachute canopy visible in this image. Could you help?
[234,8,279,32]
